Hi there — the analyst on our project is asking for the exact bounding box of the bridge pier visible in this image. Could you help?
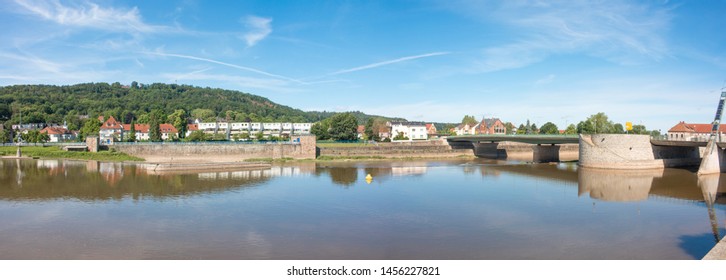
[698,139,722,175]
[472,142,507,159]
[533,144,560,163]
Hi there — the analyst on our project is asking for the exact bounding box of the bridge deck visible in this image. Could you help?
[447,135,579,145]
[448,135,726,148]
[650,139,726,148]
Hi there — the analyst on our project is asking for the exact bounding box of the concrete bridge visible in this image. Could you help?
[447,134,716,169]
[447,135,579,163]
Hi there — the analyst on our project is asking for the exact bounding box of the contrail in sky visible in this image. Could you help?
[328,52,450,76]
[139,51,303,83]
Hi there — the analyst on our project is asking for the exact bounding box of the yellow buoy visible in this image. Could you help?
[365,174,373,184]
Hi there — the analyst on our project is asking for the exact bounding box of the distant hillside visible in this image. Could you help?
[0,83,405,129]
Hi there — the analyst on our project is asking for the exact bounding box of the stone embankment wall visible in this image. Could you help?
[112,135,316,162]
[579,134,701,169]
[318,139,474,158]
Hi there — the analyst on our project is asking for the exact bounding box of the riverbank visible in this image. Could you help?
[0,146,143,162]
[318,139,476,159]
[703,236,726,260]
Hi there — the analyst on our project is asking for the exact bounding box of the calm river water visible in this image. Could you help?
[0,158,724,259]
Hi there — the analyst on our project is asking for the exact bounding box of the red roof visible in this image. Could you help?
[122,124,150,133]
[425,124,432,130]
[187,124,199,131]
[357,125,365,134]
[160,124,178,133]
[668,121,726,133]
[100,116,122,130]
[40,127,70,135]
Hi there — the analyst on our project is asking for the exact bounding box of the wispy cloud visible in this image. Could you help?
[12,0,165,33]
[159,72,302,93]
[140,51,303,83]
[242,15,272,47]
[455,0,672,72]
[534,74,555,86]
[328,52,450,76]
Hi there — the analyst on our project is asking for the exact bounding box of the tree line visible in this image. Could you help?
[450,112,660,136]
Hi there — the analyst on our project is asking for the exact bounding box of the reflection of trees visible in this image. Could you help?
[0,159,270,201]
[328,167,358,187]
[363,167,391,178]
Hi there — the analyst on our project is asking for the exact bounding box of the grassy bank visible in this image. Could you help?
[0,146,144,162]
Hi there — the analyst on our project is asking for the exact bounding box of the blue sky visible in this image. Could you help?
[1,0,725,131]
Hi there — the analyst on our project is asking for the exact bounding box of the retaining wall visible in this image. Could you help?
[579,134,701,169]
[112,135,316,162]
[318,140,474,158]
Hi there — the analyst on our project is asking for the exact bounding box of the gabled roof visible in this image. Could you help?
[40,126,70,135]
[187,124,199,131]
[122,124,150,133]
[100,116,122,130]
[668,121,726,133]
[483,118,502,128]
[160,124,178,133]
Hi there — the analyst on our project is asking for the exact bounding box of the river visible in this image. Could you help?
[0,158,723,259]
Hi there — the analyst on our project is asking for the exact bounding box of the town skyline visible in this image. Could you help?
[1,1,725,132]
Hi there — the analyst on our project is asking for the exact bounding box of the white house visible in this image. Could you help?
[40,126,75,142]
[389,121,428,140]
[193,120,313,139]
[454,123,479,136]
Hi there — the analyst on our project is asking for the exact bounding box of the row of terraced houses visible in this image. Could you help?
[98,116,314,144]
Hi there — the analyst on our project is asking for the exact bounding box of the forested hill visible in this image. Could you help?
[0,83,405,130]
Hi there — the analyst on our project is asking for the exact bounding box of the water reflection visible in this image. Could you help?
[0,159,318,201]
[697,174,722,242]
[1,158,726,259]
[578,168,662,202]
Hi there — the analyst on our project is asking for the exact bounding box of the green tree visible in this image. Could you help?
[364,118,375,140]
[255,131,265,140]
[328,113,358,141]
[186,130,207,142]
[392,131,409,141]
[586,112,614,133]
[632,124,648,135]
[613,123,625,134]
[191,108,215,122]
[23,130,49,143]
[564,124,577,135]
[310,120,330,140]
[504,122,515,134]
[576,120,594,134]
[149,111,162,142]
[136,113,150,124]
[240,132,250,140]
[516,124,527,134]
[530,123,538,134]
[168,109,187,138]
[539,122,559,134]
[128,119,137,142]
[461,115,478,126]
[0,129,10,143]
[79,118,101,141]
